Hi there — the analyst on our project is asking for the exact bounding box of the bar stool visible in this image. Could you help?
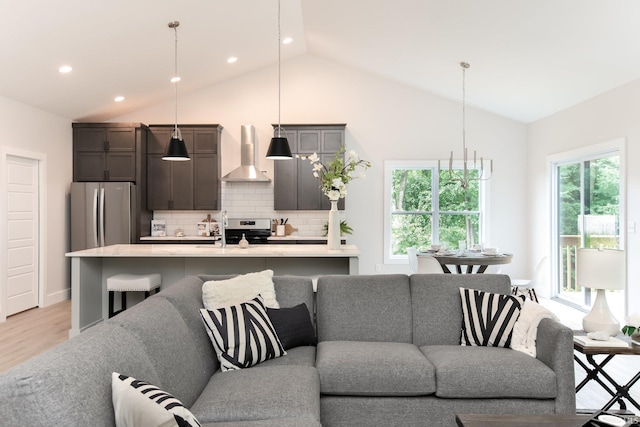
[107,273,161,318]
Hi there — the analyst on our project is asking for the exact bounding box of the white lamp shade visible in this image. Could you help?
[576,248,625,291]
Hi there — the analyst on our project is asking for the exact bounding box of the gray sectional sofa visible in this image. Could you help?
[0,273,575,426]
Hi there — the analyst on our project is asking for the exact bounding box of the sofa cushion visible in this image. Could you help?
[109,295,212,408]
[410,274,512,346]
[0,322,159,426]
[190,365,320,424]
[421,345,557,398]
[112,372,200,427]
[200,296,286,371]
[257,345,317,368]
[203,419,322,427]
[316,341,436,396]
[459,287,525,347]
[316,274,412,342]
[202,269,279,309]
[158,276,220,375]
[267,303,317,349]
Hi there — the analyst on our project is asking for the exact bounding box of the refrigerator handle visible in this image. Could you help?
[92,188,99,248]
[99,187,106,247]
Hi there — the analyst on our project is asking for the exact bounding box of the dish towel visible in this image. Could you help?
[510,298,558,357]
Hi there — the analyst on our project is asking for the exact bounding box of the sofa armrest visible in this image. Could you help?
[535,318,576,414]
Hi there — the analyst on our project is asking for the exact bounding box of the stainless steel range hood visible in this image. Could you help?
[222,124,271,182]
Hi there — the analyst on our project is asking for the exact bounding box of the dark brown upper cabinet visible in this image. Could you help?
[273,124,346,211]
[73,123,148,183]
[147,124,222,210]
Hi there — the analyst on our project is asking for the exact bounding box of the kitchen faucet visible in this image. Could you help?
[220,210,228,248]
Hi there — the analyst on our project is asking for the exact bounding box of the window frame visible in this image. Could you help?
[548,138,626,304]
[384,159,489,264]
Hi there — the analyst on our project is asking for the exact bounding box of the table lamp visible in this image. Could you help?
[577,247,625,336]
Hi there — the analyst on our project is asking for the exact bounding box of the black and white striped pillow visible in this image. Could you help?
[199,295,286,371]
[112,372,201,427]
[459,287,525,348]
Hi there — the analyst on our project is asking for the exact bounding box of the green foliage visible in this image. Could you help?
[323,220,353,236]
[390,167,480,255]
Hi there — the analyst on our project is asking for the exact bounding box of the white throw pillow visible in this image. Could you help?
[202,269,279,309]
[111,372,201,427]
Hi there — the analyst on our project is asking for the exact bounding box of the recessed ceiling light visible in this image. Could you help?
[114,96,125,102]
[227,57,238,64]
[170,76,181,83]
[58,65,73,73]
[282,37,293,45]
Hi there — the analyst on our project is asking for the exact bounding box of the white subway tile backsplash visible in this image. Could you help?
[152,182,335,238]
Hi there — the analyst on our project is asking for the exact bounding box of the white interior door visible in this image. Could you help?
[6,155,39,315]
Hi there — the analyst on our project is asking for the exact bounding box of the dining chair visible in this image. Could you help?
[511,256,548,302]
[416,255,444,274]
[407,247,419,273]
[484,265,502,274]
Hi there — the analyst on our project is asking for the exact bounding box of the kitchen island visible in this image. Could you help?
[65,244,360,337]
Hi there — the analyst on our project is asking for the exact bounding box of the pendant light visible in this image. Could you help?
[438,62,492,188]
[266,0,292,160]
[163,21,190,161]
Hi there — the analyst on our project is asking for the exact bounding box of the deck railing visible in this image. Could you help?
[558,235,619,292]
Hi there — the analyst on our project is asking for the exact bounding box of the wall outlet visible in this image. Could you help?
[375,263,382,272]
[628,221,636,233]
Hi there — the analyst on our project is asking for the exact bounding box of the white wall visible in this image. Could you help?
[115,54,529,276]
[0,95,72,310]
[528,78,640,313]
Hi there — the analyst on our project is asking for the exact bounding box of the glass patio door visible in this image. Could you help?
[554,153,622,308]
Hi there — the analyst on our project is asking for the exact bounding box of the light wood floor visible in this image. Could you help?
[0,299,70,373]
[0,297,639,415]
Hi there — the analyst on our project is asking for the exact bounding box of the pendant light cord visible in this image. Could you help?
[276,0,282,137]
[174,23,179,137]
[461,62,467,154]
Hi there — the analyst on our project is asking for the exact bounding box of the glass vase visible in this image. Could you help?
[327,200,340,250]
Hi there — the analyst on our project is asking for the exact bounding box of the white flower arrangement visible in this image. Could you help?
[297,147,371,201]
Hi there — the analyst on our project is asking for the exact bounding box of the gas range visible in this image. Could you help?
[224,218,272,244]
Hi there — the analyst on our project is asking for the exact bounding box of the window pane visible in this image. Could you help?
[439,214,479,249]
[439,169,479,211]
[391,214,431,255]
[385,162,485,263]
[391,168,431,211]
[556,155,621,308]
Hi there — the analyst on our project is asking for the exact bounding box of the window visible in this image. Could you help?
[550,139,625,309]
[384,160,487,263]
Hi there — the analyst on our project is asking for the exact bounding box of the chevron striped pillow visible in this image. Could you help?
[459,287,526,348]
[112,373,201,427]
[200,295,286,371]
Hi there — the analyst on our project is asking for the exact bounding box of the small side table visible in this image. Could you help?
[574,333,640,413]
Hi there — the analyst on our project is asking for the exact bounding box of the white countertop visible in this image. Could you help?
[65,244,360,258]
[140,235,329,241]
[140,236,219,241]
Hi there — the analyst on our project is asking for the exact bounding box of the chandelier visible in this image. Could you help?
[440,62,492,189]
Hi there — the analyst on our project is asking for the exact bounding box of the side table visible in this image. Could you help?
[574,333,640,413]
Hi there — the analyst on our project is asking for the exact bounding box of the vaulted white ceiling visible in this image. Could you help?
[3,0,640,123]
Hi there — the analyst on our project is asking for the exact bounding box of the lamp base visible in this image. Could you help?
[582,289,620,336]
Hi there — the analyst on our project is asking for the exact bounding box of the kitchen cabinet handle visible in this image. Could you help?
[104,141,109,151]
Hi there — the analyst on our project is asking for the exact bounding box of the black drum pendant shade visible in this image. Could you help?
[163,135,189,161]
[266,136,291,159]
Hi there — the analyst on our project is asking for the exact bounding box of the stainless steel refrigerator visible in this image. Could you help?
[70,182,138,251]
